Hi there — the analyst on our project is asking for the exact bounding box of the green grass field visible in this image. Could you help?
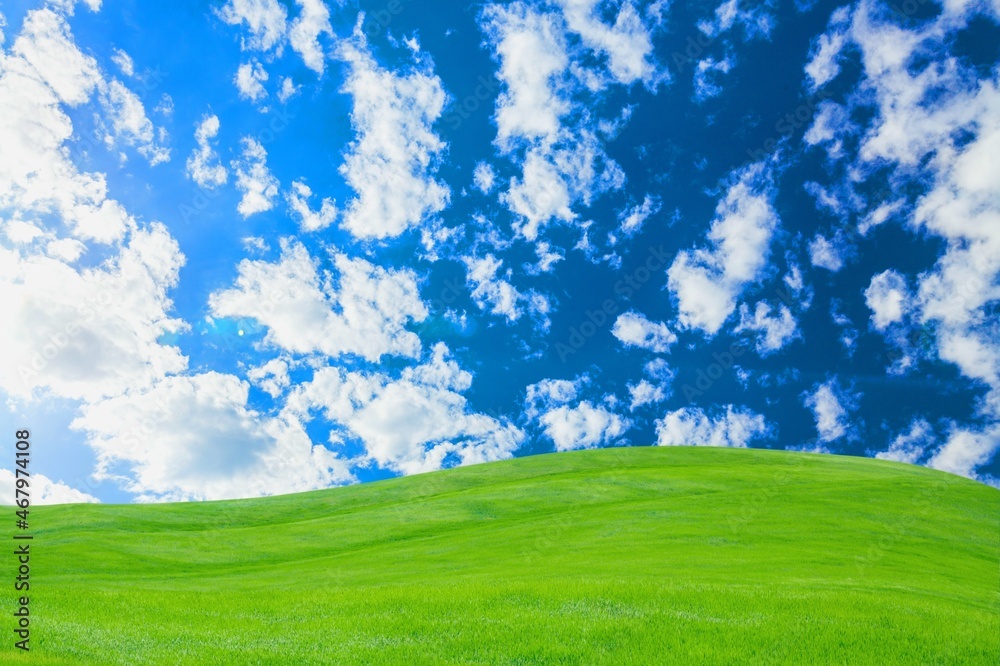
[3,447,998,664]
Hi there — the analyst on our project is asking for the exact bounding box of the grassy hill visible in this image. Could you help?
[3,447,998,664]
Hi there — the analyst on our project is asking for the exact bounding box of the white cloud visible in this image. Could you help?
[875,418,934,465]
[473,161,495,194]
[231,137,279,217]
[612,310,677,353]
[655,405,769,448]
[618,194,660,236]
[185,115,228,189]
[693,55,733,100]
[463,254,521,322]
[482,3,627,240]
[0,7,133,244]
[0,470,99,505]
[278,76,299,102]
[808,234,844,271]
[804,22,847,90]
[101,79,170,164]
[336,24,449,239]
[291,344,524,475]
[72,371,353,501]
[289,0,332,75]
[803,379,858,444]
[554,0,658,86]
[539,400,629,451]
[927,426,1000,481]
[463,253,549,326]
[247,357,290,398]
[0,223,187,402]
[482,4,569,147]
[235,59,268,101]
[217,0,288,52]
[734,301,799,354]
[864,269,909,330]
[286,179,337,231]
[209,239,427,361]
[698,0,775,39]
[524,376,582,418]
[627,358,673,411]
[110,48,134,77]
[815,1,1000,479]
[667,163,778,335]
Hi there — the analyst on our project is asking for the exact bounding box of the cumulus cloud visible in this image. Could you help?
[523,375,629,451]
[612,311,677,353]
[110,47,134,77]
[336,24,449,239]
[288,0,332,74]
[286,179,337,231]
[693,55,733,101]
[291,343,524,475]
[803,379,858,444]
[927,426,1000,481]
[463,253,549,326]
[865,269,909,330]
[808,233,844,272]
[524,376,583,418]
[627,358,673,411]
[734,301,799,354]
[667,163,778,335]
[617,194,660,236]
[0,469,99,505]
[0,223,187,402]
[482,2,629,240]
[72,371,353,502]
[539,401,629,451]
[553,0,658,86]
[875,418,934,465]
[806,0,1000,482]
[655,405,770,447]
[247,357,290,398]
[231,137,279,216]
[216,0,288,52]
[101,79,170,164]
[209,239,427,361]
[0,7,133,244]
[185,114,228,189]
[235,59,268,101]
[804,7,849,90]
[473,161,496,194]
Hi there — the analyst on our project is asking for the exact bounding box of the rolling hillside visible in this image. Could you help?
[5,447,999,664]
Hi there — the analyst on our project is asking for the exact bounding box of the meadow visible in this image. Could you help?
[3,446,998,664]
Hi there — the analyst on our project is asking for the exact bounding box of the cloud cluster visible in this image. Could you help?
[289,343,525,474]
[0,469,99,505]
[185,114,228,188]
[655,405,770,448]
[336,24,450,239]
[612,311,677,353]
[209,239,427,361]
[231,137,279,217]
[217,0,332,74]
[481,0,658,240]
[667,163,778,335]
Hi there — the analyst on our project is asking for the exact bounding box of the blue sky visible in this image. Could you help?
[1,0,999,503]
